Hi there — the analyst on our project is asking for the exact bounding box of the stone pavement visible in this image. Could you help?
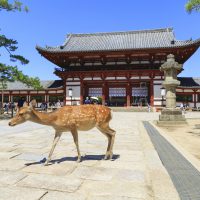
[0,112,187,200]
[144,121,200,200]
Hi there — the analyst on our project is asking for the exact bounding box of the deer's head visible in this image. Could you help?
[8,99,37,127]
[8,106,33,126]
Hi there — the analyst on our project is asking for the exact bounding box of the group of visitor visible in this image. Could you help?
[3,102,15,114]
[180,102,189,113]
[49,100,63,110]
[40,102,48,111]
[1,97,65,114]
[84,97,99,105]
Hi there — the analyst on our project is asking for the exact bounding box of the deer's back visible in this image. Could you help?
[53,105,112,131]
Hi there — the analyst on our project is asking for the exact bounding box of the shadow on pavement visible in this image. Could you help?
[25,154,120,166]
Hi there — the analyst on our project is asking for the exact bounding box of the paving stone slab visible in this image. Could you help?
[0,171,27,186]
[72,166,116,181]
[98,160,146,171]
[16,143,47,149]
[0,143,18,149]
[0,186,47,200]
[0,151,20,159]
[41,191,86,200]
[79,159,98,167]
[79,181,148,199]
[0,160,27,171]
[0,146,17,152]
[116,151,144,162]
[113,144,142,151]
[17,174,83,192]
[13,152,45,161]
[23,162,77,176]
[113,169,145,183]
[13,147,49,154]
[87,195,143,200]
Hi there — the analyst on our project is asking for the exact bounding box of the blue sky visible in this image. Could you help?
[0,0,200,80]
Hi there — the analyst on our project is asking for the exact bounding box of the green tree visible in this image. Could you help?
[185,0,200,13]
[0,0,42,113]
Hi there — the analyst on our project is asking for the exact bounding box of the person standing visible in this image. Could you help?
[4,102,9,114]
[17,97,25,112]
[56,99,61,109]
[84,97,91,104]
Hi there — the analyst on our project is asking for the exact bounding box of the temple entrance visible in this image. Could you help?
[108,88,126,106]
[132,87,148,106]
[88,87,102,104]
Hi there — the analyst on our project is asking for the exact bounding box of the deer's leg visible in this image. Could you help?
[97,124,116,160]
[108,128,116,159]
[97,128,111,160]
[71,128,81,162]
[44,132,61,166]
[104,135,112,160]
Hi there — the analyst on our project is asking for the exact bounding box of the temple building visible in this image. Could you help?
[0,80,64,107]
[2,77,200,109]
[2,28,200,108]
[35,28,200,107]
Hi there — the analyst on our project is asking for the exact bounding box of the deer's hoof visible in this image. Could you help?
[44,163,48,166]
[104,155,108,160]
[76,157,81,163]
[43,160,49,166]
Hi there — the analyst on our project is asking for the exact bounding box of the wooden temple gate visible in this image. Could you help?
[36,28,200,107]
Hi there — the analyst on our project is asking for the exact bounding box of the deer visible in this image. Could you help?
[8,100,116,166]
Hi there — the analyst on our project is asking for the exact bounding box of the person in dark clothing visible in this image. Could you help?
[17,97,25,111]
[84,97,91,104]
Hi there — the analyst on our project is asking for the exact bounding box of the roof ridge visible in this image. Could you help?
[63,34,73,47]
[67,27,173,37]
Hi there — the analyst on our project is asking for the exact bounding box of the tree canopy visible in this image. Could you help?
[185,0,200,13]
[0,0,42,90]
[0,0,28,12]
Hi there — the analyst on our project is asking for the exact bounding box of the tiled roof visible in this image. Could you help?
[5,80,63,90]
[4,78,200,90]
[178,77,200,87]
[36,28,200,53]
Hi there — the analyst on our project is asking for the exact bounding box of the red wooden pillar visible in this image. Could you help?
[194,89,197,108]
[80,81,84,105]
[102,82,106,105]
[126,83,131,107]
[150,79,154,106]
[63,78,67,106]
[27,91,30,105]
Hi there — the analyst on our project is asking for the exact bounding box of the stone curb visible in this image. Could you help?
[139,121,180,200]
[150,121,200,174]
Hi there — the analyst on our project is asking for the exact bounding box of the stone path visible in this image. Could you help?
[144,121,200,200]
[0,112,183,200]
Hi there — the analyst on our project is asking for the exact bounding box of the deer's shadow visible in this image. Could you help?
[25,154,120,166]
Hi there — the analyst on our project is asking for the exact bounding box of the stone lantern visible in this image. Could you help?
[158,54,186,125]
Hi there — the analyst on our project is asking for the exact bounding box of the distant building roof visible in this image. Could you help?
[5,78,200,90]
[5,80,63,90]
[178,77,200,88]
[36,28,200,53]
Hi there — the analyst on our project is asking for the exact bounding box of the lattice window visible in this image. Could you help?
[88,88,102,97]
[109,88,126,97]
[140,82,146,87]
[132,87,148,97]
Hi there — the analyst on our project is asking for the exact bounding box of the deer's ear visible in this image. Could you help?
[23,102,28,107]
[30,99,37,109]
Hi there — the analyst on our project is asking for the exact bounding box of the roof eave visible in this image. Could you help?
[36,43,200,55]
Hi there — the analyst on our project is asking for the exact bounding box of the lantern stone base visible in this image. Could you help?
[157,108,187,126]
